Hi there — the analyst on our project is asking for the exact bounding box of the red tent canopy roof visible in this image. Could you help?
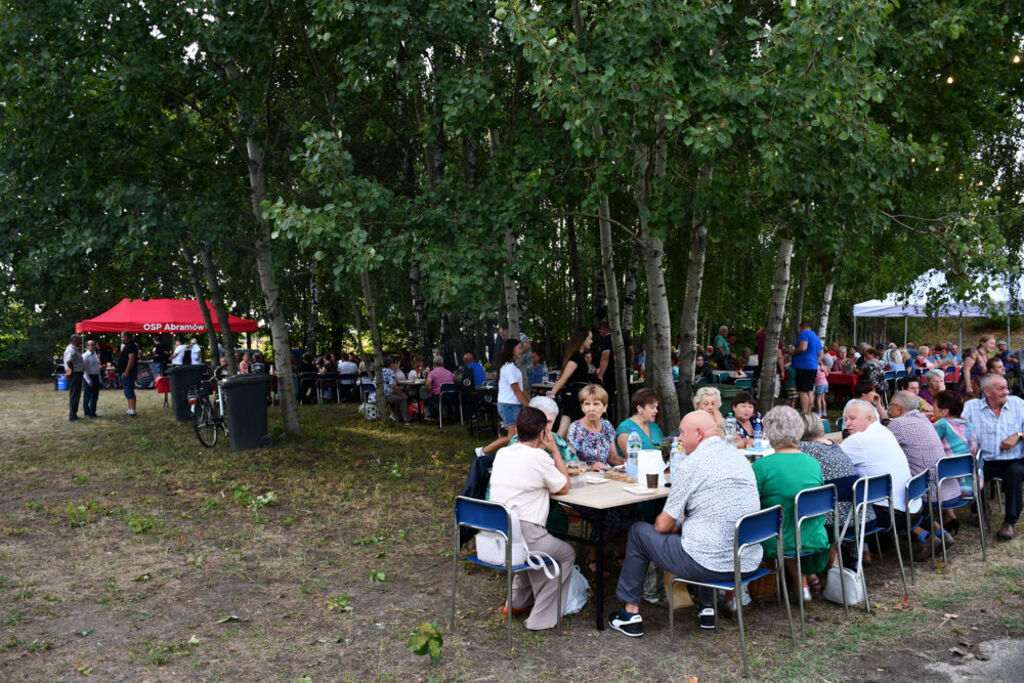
[76,298,258,334]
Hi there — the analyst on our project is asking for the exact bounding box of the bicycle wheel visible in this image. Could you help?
[193,397,218,448]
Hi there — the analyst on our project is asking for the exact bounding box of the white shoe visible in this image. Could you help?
[724,585,752,612]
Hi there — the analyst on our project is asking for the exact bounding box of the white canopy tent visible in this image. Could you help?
[852,270,1022,349]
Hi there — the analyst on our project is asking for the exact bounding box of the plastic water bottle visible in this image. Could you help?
[626,430,642,480]
[753,420,765,451]
[723,413,738,448]
[669,436,685,485]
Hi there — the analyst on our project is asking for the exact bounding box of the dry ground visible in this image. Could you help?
[0,380,1022,681]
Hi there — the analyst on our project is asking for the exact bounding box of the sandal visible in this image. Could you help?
[806,574,822,593]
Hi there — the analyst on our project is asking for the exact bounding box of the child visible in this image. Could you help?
[815,352,830,417]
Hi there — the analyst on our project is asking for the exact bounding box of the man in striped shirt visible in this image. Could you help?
[962,373,1024,540]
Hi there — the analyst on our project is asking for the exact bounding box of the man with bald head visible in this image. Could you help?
[963,373,1024,540]
[609,410,762,637]
[840,399,935,558]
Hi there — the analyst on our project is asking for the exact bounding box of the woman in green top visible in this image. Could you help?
[752,406,831,602]
[615,388,664,460]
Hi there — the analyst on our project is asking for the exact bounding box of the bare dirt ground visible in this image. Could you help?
[1,380,1022,681]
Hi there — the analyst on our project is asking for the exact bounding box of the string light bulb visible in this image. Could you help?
[945,75,955,85]
[1014,55,1021,64]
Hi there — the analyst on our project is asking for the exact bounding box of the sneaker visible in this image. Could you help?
[474,446,485,458]
[698,607,717,630]
[608,609,643,637]
[723,585,752,613]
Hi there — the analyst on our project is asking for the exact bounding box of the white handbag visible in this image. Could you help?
[476,509,559,580]
[823,491,868,607]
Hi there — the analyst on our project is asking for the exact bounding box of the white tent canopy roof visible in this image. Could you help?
[853,270,1021,319]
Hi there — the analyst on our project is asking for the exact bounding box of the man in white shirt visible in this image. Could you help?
[82,340,102,418]
[188,338,202,365]
[962,373,1024,540]
[840,399,937,559]
[169,340,186,366]
[63,334,85,421]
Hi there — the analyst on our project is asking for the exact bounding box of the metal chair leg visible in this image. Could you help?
[889,506,909,599]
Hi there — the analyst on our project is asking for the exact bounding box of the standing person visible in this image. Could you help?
[596,321,618,420]
[188,337,202,366]
[151,338,170,376]
[82,339,102,418]
[962,335,996,398]
[496,339,531,439]
[791,321,822,414]
[962,373,1024,540]
[492,323,510,371]
[118,331,139,417]
[713,325,731,369]
[63,334,85,422]
[814,352,830,417]
[169,339,186,367]
[547,327,595,437]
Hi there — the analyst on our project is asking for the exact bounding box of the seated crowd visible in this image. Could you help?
[476,370,1021,638]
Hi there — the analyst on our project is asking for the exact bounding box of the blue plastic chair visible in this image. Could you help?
[821,417,832,434]
[792,484,844,635]
[932,454,987,564]
[835,417,844,433]
[897,470,930,583]
[451,496,561,655]
[846,475,910,613]
[669,505,796,676]
[734,378,753,388]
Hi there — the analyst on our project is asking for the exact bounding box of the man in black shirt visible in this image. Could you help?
[151,338,170,376]
[118,330,140,416]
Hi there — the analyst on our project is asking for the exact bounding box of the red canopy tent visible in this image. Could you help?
[76,298,258,335]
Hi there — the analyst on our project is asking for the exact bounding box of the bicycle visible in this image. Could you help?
[188,375,228,447]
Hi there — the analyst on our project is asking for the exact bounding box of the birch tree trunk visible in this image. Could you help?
[351,301,365,355]
[360,269,387,420]
[180,243,220,370]
[200,243,237,376]
[225,60,299,434]
[621,243,639,334]
[598,195,630,421]
[410,261,430,362]
[567,214,585,326]
[676,164,713,412]
[791,255,808,341]
[757,237,795,414]
[635,137,679,428]
[305,268,319,355]
[818,276,834,340]
[502,225,521,338]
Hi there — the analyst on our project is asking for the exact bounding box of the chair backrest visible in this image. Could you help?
[821,417,832,434]
[795,484,837,524]
[852,474,892,507]
[734,378,753,388]
[299,371,318,383]
[440,382,457,396]
[339,372,358,384]
[905,469,929,504]
[884,371,896,380]
[936,453,973,481]
[734,505,782,550]
[835,417,844,432]
[896,371,907,379]
[454,496,510,536]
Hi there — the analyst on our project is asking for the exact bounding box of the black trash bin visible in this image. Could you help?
[220,374,272,451]
[167,365,205,422]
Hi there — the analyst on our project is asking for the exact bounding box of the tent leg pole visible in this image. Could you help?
[959,315,963,351]
[904,316,908,347]
[853,316,857,348]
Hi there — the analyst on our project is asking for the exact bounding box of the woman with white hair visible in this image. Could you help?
[919,368,945,410]
[752,406,831,600]
[692,386,724,430]
[475,395,578,463]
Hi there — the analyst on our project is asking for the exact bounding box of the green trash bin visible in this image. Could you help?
[167,365,205,422]
[220,374,272,451]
